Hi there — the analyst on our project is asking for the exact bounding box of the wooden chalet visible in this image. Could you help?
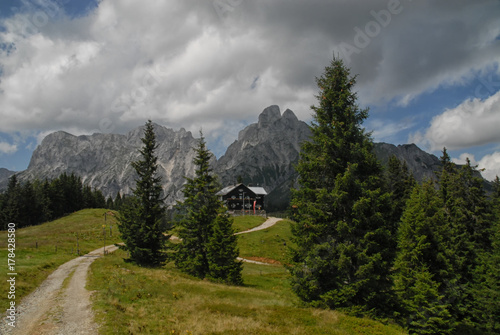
[216,183,267,212]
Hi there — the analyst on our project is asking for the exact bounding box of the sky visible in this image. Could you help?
[0,0,499,180]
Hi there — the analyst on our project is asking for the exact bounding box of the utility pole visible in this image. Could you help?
[103,224,106,255]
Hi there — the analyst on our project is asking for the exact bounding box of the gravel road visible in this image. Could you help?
[1,217,283,333]
[1,245,118,335]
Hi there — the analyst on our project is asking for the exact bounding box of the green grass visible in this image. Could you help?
[0,210,406,334]
[231,216,266,233]
[89,250,406,334]
[237,219,294,264]
[89,217,405,334]
[0,208,121,310]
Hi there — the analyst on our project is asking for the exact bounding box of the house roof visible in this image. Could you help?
[216,183,267,196]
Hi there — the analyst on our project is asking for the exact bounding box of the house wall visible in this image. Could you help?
[221,185,265,210]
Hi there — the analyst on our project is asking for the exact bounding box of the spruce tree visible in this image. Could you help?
[118,120,166,266]
[467,175,500,333]
[437,153,494,329]
[175,133,242,284]
[206,212,243,285]
[289,57,394,315]
[385,155,416,225]
[2,175,21,228]
[392,181,454,334]
[471,215,500,334]
[114,192,123,210]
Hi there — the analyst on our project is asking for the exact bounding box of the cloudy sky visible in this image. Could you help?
[0,0,499,180]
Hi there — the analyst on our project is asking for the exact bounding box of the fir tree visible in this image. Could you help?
[206,212,243,285]
[82,185,95,208]
[118,120,167,266]
[437,153,494,329]
[175,132,242,284]
[20,181,37,227]
[468,175,500,333]
[289,57,394,315]
[392,181,454,334]
[1,175,21,229]
[385,155,416,226]
[92,189,107,208]
[106,196,114,209]
[114,192,123,210]
[36,179,53,223]
[471,219,500,334]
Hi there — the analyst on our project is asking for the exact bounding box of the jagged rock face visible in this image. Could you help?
[16,123,200,204]
[4,105,488,211]
[373,142,443,181]
[216,105,311,210]
[0,168,16,189]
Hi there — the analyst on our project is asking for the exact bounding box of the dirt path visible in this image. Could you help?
[1,218,283,334]
[1,245,118,335]
[234,217,283,235]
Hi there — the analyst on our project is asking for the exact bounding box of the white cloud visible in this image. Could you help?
[0,0,499,160]
[0,142,17,154]
[453,152,500,181]
[367,117,415,143]
[417,91,500,151]
[452,153,478,166]
[477,152,500,181]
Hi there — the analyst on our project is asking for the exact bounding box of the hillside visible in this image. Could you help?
[89,217,405,334]
[0,209,121,311]
[0,210,406,334]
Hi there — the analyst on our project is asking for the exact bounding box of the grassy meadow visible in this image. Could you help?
[88,215,406,334]
[0,210,406,334]
[231,215,266,233]
[0,208,121,310]
[237,218,293,264]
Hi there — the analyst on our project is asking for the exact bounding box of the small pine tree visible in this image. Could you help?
[405,268,454,335]
[118,120,166,266]
[114,192,123,210]
[289,57,394,315]
[175,132,242,284]
[1,175,21,229]
[206,212,243,285]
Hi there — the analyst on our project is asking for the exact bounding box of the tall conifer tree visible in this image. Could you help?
[385,155,416,225]
[118,120,166,266]
[437,153,494,329]
[471,177,500,333]
[289,58,394,315]
[175,133,242,284]
[393,181,454,334]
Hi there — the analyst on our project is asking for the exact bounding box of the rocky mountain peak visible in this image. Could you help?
[258,105,281,128]
[2,105,488,211]
[217,105,311,210]
[282,108,299,121]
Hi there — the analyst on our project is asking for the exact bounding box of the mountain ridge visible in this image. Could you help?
[0,105,478,209]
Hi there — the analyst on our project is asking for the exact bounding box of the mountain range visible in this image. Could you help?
[0,105,470,210]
